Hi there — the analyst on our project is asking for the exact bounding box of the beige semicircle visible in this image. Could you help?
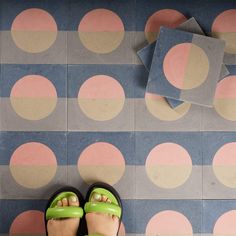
[146,165,192,189]
[211,32,236,54]
[10,97,57,120]
[183,43,209,90]
[145,93,191,121]
[10,165,57,189]
[11,31,57,53]
[78,32,124,54]
[78,165,125,186]
[78,98,125,121]
[214,99,236,121]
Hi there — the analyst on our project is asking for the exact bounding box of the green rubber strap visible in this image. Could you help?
[84,201,121,218]
[46,206,83,220]
[87,234,104,236]
[88,234,104,236]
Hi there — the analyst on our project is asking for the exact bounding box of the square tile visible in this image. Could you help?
[0,64,67,131]
[203,200,236,235]
[202,66,236,131]
[148,27,225,107]
[68,64,135,131]
[67,131,135,200]
[0,0,68,64]
[135,132,202,199]
[0,199,47,235]
[134,199,202,235]
[67,0,135,64]
[202,132,236,199]
[0,132,67,199]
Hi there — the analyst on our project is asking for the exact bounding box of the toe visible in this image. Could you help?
[106,198,112,203]
[62,197,68,206]
[92,192,102,202]
[57,200,62,207]
[101,195,108,202]
[68,195,79,207]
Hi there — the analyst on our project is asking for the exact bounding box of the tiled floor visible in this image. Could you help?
[1,0,236,235]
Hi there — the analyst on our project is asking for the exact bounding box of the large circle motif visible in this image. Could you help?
[145,142,192,189]
[146,210,193,236]
[163,43,209,90]
[78,142,125,185]
[10,142,57,189]
[213,142,236,188]
[78,75,125,121]
[145,93,191,121]
[10,210,45,235]
[145,9,187,43]
[214,76,236,121]
[78,8,125,54]
[213,210,236,236]
[11,8,57,53]
[10,75,57,121]
[212,9,236,54]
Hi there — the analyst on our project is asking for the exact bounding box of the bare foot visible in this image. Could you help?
[47,195,80,236]
[86,192,120,236]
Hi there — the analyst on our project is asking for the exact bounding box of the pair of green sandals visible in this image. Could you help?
[45,182,122,236]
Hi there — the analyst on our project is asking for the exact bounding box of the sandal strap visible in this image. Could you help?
[46,206,83,220]
[84,201,121,218]
[88,234,104,236]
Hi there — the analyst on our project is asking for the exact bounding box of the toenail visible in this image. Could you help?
[57,201,62,206]
[93,193,101,201]
[62,198,67,202]
[70,196,77,202]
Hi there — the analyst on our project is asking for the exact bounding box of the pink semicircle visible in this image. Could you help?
[214,210,236,235]
[10,210,45,234]
[11,8,57,31]
[146,210,193,235]
[163,43,192,89]
[145,9,187,33]
[213,142,236,166]
[78,142,125,166]
[146,143,192,166]
[78,75,125,99]
[214,76,236,99]
[10,142,57,166]
[78,8,124,32]
[212,9,236,33]
[10,75,57,98]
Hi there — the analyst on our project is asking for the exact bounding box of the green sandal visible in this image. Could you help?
[44,186,84,235]
[84,182,123,236]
